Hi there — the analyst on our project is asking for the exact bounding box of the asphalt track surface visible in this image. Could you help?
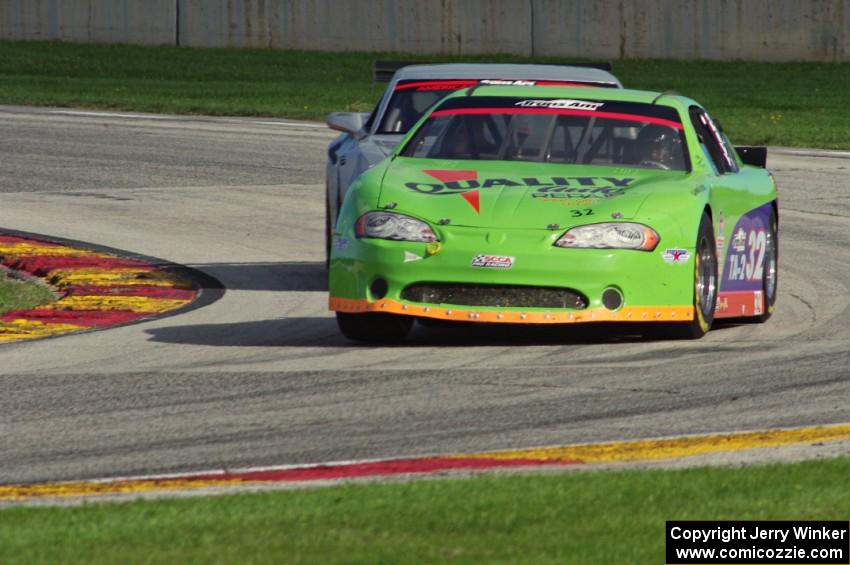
[1,105,848,485]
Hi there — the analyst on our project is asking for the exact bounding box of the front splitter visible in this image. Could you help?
[330,296,694,324]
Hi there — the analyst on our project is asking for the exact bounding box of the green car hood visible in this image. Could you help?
[377,157,691,229]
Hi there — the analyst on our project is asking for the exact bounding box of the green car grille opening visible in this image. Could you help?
[400,283,589,310]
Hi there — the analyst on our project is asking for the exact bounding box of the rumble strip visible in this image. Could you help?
[3,424,849,503]
[0,234,198,342]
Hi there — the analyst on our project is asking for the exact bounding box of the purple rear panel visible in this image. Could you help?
[720,202,774,292]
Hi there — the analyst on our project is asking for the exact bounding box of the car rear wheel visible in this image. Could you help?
[336,312,413,343]
[659,212,717,340]
[753,207,778,323]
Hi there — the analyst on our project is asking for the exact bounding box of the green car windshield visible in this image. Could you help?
[377,79,618,134]
[400,96,689,171]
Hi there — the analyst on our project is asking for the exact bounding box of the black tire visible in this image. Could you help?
[336,312,413,343]
[753,206,779,323]
[659,213,718,340]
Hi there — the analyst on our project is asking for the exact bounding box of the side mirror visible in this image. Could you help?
[735,146,767,168]
[327,112,369,138]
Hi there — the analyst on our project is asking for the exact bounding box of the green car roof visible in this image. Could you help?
[444,84,696,107]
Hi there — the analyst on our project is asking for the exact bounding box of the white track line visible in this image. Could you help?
[45,109,327,129]
[48,110,176,120]
[770,147,850,159]
[92,455,393,484]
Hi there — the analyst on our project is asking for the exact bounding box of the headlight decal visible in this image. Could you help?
[554,222,659,251]
[355,212,438,243]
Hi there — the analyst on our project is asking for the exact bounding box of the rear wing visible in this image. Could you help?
[555,62,614,72]
[373,60,615,82]
[373,60,435,83]
[736,146,767,168]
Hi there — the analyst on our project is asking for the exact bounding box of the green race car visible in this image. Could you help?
[328,85,778,342]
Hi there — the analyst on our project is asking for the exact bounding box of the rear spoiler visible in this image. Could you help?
[560,62,614,71]
[373,60,614,82]
[374,60,435,82]
[735,146,767,168]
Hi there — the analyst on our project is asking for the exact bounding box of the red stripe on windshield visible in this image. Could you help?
[429,107,683,130]
[394,80,478,91]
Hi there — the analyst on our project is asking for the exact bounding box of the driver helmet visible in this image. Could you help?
[636,124,682,168]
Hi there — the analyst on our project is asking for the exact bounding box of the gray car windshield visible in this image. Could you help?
[400,105,689,171]
[377,88,461,134]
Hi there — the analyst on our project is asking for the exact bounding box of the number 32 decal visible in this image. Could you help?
[728,229,766,281]
[746,230,766,280]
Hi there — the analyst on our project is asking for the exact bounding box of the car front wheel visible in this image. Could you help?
[657,212,717,340]
[336,312,413,343]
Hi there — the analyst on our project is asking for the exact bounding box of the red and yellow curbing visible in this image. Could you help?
[0,234,197,342]
[2,424,848,502]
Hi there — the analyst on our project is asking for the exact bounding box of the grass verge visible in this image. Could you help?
[1,40,850,148]
[0,270,55,315]
[1,457,848,564]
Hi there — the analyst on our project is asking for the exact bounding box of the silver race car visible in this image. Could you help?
[324,62,622,263]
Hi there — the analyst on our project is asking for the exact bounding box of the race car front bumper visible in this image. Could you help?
[328,225,696,324]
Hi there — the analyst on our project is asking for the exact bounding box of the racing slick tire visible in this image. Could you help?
[657,212,718,340]
[753,206,778,323]
[336,312,413,343]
